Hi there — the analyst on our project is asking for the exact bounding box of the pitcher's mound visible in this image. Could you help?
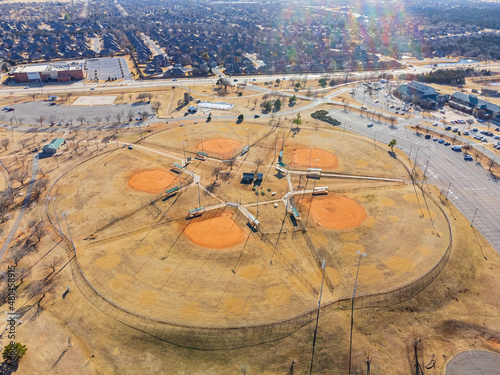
[299,196,366,229]
[185,213,247,249]
[128,169,179,194]
[290,148,338,169]
[197,138,242,155]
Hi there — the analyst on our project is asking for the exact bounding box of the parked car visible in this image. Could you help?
[425,134,431,139]
[438,139,445,144]
[254,115,260,118]
[433,123,438,126]
[444,141,451,146]
[463,131,469,136]
[464,154,473,161]
[433,137,438,141]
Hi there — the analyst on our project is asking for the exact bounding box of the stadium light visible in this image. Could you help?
[348,250,367,375]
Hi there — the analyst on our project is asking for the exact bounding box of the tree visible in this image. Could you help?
[35,115,45,126]
[94,116,102,126]
[275,78,281,85]
[31,220,46,243]
[388,139,397,152]
[262,101,273,112]
[152,101,161,114]
[141,111,150,119]
[329,79,336,87]
[76,116,85,126]
[43,256,61,278]
[274,98,282,111]
[289,95,297,105]
[33,178,48,199]
[12,170,28,186]
[1,138,10,151]
[2,342,27,366]
[237,114,244,122]
[318,78,327,88]
[292,113,302,129]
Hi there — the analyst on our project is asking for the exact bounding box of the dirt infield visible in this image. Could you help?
[184,212,247,249]
[128,169,179,194]
[289,148,338,169]
[299,196,367,229]
[197,138,242,155]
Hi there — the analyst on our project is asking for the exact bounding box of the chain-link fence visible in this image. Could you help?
[46,157,453,350]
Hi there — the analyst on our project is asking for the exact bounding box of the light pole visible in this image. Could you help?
[47,197,62,235]
[348,250,367,375]
[445,182,452,200]
[197,181,201,207]
[470,207,479,227]
[308,146,314,170]
[61,211,75,249]
[256,193,259,220]
[421,155,431,189]
[309,259,326,375]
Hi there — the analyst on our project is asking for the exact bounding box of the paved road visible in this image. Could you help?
[325,105,500,254]
[445,350,500,374]
[0,154,39,261]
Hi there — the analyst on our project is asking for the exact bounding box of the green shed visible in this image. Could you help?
[42,138,65,155]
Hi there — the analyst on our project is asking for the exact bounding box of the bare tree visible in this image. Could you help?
[115,112,123,124]
[105,114,112,124]
[127,109,134,120]
[254,158,264,173]
[211,165,222,181]
[0,205,9,223]
[151,101,161,114]
[48,114,57,126]
[1,138,10,151]
[141,110,150,119]
[43,256,62,279]
[30,220,46,243]
[94,116,102,126]
[35,115,45,126]
[33,178,49,199]
[12,169,29,186]
[76,116,85,126]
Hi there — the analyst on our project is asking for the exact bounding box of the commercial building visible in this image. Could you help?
[449,92,500,120]
[10,62,85,83]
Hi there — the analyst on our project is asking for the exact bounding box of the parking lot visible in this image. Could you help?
[2,100,153,126]
[85,57,132,81]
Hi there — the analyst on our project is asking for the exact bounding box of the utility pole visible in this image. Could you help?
[348,250,367,375]
[310,260,326,375]
[183,140,186,163]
